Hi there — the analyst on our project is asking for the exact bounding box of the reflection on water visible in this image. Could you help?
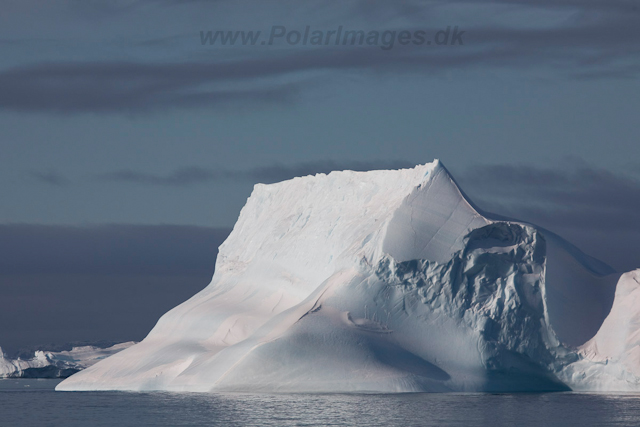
[2,379,640,426]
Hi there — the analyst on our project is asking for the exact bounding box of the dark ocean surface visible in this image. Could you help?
[2,379,640,426]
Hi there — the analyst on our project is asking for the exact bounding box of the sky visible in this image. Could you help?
[1,0,639,355]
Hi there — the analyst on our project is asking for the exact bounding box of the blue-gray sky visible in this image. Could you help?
[1,0,639,355]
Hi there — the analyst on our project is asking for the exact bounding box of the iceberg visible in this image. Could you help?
[57,161,639,392]
[1,342,135,379]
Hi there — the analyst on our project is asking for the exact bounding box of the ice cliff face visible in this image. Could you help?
[57,161,639,392]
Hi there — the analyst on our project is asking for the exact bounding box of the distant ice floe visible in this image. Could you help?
[1,342,135,379]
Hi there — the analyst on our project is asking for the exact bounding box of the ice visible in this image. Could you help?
[56,161,639,392]
[1,342,135,378]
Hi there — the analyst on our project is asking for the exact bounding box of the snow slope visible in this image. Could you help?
[1,342,135,379]
[57,161,639,392]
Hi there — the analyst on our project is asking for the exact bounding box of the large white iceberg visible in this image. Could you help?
[57,161,639,392]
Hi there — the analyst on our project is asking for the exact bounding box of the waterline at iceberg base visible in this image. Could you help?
[57,160,640,393]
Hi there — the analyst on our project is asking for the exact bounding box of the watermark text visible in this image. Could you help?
[200,26,465,50]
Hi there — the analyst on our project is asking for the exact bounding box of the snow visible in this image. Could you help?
[560,270,640,391]
[1,342,135,379]
[56,161,639,392]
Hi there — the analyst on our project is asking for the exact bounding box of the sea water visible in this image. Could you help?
[2,379,640,426]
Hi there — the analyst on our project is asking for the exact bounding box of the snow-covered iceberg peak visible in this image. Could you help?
[58,161,638,393]
[213,161,440,296]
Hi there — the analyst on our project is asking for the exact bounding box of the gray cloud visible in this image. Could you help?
[95,159,416,186]
[459,0,638,13]
[461,163,640,218]
[31,170,69,186]
[1,0,639,113]
[98,167,221,186]
[0,61,299,113]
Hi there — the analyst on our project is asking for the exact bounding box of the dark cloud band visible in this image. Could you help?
[0,0,638,113]
[94,160,416,186]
